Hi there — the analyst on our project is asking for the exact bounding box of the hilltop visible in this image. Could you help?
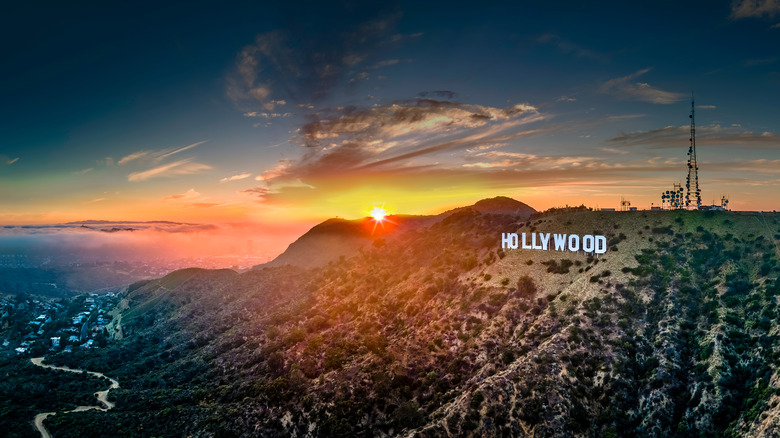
[261,196,535,269]
[33,200,780,438]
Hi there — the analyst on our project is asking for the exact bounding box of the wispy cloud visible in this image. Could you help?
[598,147,631,155]
[744,56,777,66]
[242,98,548,203]
[219,173,252,183]
[600,68,685,104]
[118,141,207,166]
[607,124,780,150]
[2,156,19,165]
[731,0,780,19]
[117,151,150,166]
[120,141,209,182]
[163,188,201,201]
[128,159,211,182]
[75,168,93,175]
[697,105,717,109]
[538,34,610,62]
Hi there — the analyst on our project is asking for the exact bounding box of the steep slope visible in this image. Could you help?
[41,208,780,438]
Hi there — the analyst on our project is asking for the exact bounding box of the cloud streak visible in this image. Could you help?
[128,159,211,182]
[118,141,207,166]
[220,173,252,183]
[600,68,685,104]
[2,156,19,165]
[607,124,780,150]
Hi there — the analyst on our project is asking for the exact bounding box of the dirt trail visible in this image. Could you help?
[30,357,119,438]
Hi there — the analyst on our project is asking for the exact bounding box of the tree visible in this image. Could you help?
[517,275,537,299]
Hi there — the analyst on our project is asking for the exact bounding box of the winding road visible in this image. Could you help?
[30,357,119,438]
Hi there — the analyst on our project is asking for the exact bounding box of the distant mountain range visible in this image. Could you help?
[28,198,780,437]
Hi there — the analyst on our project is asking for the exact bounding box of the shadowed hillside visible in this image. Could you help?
[37,201,780,438]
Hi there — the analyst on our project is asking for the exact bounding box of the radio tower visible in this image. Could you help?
[686,93,702,209]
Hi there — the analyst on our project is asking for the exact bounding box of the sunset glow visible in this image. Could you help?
[1,1,778,263]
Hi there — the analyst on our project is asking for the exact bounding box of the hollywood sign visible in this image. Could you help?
[501,232,607,254]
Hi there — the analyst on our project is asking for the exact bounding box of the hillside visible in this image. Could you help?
[260,196,536,269]
[38,202,780,438]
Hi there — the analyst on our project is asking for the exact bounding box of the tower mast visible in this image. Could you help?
[686,93,701,209]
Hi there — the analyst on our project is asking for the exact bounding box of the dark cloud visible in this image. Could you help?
[418,90,458,99]
[227,12,414,111]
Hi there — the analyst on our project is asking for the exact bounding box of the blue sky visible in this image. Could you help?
[1,0,780,228]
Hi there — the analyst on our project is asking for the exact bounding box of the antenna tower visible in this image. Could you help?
[685,93,702,209]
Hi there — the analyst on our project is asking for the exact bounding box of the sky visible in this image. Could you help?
[1,0,780,256]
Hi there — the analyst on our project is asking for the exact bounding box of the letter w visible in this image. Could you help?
[553,234,567,251]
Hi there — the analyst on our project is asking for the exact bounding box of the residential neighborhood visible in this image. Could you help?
[0,292,119,357]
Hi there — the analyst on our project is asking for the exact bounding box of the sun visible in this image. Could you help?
[369,206,388,222]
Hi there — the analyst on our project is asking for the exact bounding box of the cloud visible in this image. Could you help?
[128,159,211,182]
[697,105,717,109]
[97,157,114,167]
[243,98,548,203]
[119,141,209,182]
[600,68,685,104]
[607,124,780,150]
[418,90,457,99]
[557,96,577,102]
[163,188,201,201]
[75,168,93,175]
[2,156,19,165]
[241,187,271,197]
[226,13,410,112]
[220,173,252,183]
[117,151,150,166]
[188,202,221,209]
[731,0,780,18]
[744,56,777,66]
[119,141,207,166]
[537,34,610,62]
[243,112,292,118]
[372,59,401,68]
[598,147,631,155]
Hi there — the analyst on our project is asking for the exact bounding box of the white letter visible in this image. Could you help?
[595,235,607,254]
[554,234,567,251]
[568,234,580,252]
[522,233,532,249]
[532,233,542,250]
[540,233,550,250]
[502,233,518,249]
[583,235,595,253]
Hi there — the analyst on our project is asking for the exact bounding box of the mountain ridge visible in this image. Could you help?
[36,203,780,438]
[259,196,536,269]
